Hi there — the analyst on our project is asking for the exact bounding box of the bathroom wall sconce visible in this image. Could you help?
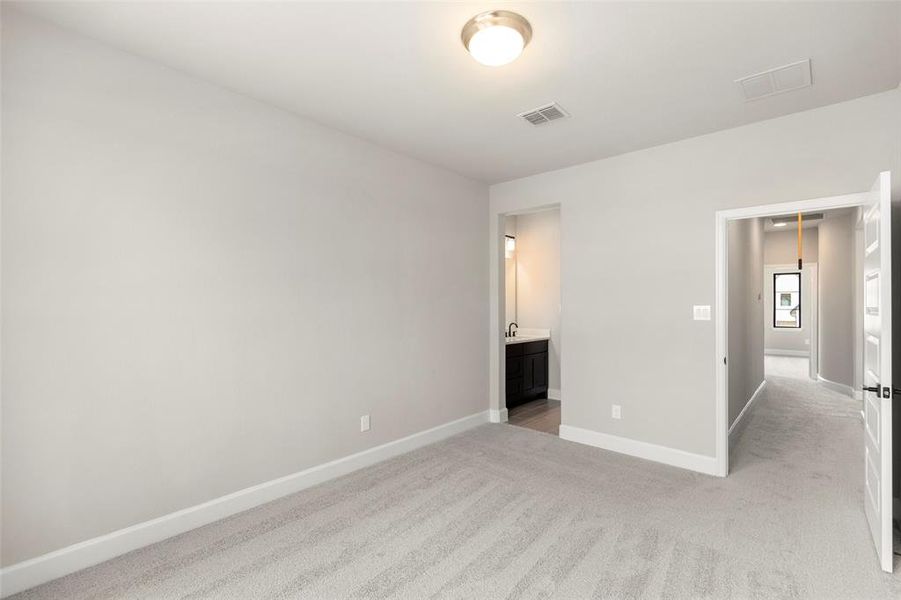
[505,235,516,258]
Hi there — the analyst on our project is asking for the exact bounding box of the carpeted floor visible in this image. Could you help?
[764,355,810,379]
[12,374,901,599]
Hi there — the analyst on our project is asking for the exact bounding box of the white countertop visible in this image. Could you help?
[505,335,550,345]
[505,328,550,345]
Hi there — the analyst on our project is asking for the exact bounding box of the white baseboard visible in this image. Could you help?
[558,425,717,476]
[729,380,767,440]
[489,408,508,423]
[764,348,810,357]
[817,375,856,399]
[548,388,561,401]
[0,410,490,598]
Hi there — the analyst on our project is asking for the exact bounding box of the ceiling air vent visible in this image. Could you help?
[771,212,824,226]
[518,102,569,126]
[735,59,812,101]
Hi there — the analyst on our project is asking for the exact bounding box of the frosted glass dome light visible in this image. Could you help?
[462,11,532,67]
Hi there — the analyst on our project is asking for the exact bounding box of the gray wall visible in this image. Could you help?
[490,88,901,457]
[728,218,765,425]
[513,210,562,395]
[818,212,856,387]
[764,229,818,265]
[1,12,488,565]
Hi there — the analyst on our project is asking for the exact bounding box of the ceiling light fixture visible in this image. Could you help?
[461,10,532,67]
[773,222,787,227]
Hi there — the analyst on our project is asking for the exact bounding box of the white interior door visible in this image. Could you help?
[862,171,893,573]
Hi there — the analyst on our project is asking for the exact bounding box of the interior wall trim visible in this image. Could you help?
[489,408,509,423]
[816,374,859,400]
[729,379,767,443]
[559,425,718,476]
[0,410,490,598]
[715,189,870,478]
[764,349,810,357]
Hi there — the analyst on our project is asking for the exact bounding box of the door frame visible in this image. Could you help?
[714,191,869,477]
[491,204,562,424]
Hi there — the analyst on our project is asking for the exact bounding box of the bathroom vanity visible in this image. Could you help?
[505,335,549,408]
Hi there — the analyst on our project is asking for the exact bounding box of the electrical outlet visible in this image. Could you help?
[360,415,370,432]
[805,339,810,346]
[612,405,622,420]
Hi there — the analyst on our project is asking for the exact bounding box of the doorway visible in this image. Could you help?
[499,206,562,435]
[715,172,895,573]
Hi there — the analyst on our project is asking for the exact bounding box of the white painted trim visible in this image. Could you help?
[715,190,869,480]
[0,410,490,598]
[729,380,767,438]
[489,408,509,423]
[559,425,717,476]
[489,213,506,434]
[489,205,562,448]
[715,210,729,477]
[817,374,857,399]
[764,349,810,357]
[548,388,561,401]
[716,192,869,221]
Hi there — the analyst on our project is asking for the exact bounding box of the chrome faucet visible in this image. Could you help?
[506,322,518,338]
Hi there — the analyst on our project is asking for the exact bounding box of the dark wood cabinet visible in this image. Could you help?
[506,339,549,408]
[524,352,548,392]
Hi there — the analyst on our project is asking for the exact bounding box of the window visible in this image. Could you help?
[773,272,801,328]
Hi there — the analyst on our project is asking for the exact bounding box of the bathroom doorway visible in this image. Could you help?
[502,207,562,435]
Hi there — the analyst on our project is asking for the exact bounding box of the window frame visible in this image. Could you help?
[772,271,802,329]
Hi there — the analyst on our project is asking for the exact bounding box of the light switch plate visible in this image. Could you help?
[612,405,622,419]
[360,415,370,432]
[693,305,711,321]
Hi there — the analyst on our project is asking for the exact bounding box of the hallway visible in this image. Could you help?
[764,355,810,380]
[730,367,901,591]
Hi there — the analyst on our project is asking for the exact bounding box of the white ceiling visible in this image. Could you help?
[12,1,901,183]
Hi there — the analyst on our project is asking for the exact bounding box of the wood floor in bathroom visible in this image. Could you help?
[507,398,561,436]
